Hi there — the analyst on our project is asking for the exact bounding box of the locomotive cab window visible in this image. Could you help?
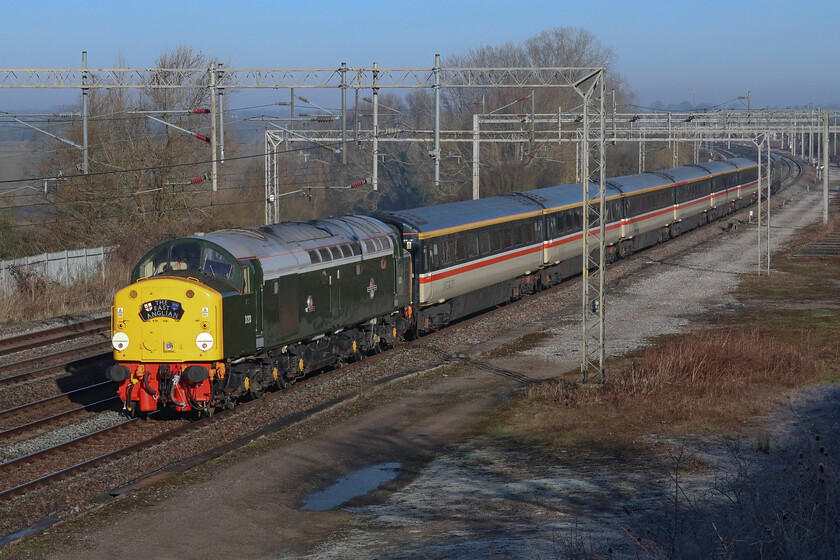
[135,241,241,290]
[139,241,201,276]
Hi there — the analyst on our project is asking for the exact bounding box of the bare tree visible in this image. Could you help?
[40,46,226,249]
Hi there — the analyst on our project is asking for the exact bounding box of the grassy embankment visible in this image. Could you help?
[474,208,840,449]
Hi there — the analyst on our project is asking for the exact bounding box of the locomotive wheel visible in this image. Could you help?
[250,384,265,399]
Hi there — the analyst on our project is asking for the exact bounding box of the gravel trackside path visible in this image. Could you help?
[28,181,836,560]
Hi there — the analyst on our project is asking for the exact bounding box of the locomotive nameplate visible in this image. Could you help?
[140,299,185,321]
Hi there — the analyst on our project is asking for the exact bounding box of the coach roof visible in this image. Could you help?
[376,194,543,235]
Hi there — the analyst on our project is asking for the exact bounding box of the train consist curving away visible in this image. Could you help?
[106,157,776,415]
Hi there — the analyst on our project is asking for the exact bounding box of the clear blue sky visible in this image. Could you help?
[0,0,836,110]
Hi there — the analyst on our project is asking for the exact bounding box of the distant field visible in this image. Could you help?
[0,141,44,183]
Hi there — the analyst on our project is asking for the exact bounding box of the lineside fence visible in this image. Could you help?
[0,246,114,294]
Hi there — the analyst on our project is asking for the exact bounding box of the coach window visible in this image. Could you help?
[428,243,440,270]
[490,227,504,253]
[456,236,467,262]
[479,231,490,255]
[502,226,512,247]
[443,238,455,265]
[467,234,479,258]
[726,172,736,188]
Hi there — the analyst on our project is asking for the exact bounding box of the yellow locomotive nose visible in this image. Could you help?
[112,277,223,363]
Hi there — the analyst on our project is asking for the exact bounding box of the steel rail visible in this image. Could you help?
[0,395,119,438]
[0,396,119,439]
[0,341,111,386]
[0,415,148,499]
[0,317,109,358]
[0,380,112,418]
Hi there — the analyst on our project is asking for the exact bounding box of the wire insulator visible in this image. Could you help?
[192,109,211,114]
[349,179,367,188]
[190,175,207,184]
[194,133,211,143]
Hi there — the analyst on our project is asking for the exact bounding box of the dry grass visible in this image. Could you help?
[0,266,125,325]
[491,327,821,449]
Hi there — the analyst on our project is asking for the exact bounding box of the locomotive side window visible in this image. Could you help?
[242,264,253,294]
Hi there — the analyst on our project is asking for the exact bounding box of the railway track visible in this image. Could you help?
[0,381,118,438]
[0,341,111,386]
[0,316,109,358]
[0,151,809,542]
[0,415,144,498]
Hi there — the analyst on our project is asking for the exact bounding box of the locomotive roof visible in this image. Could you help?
[376,195,543,236]
[191,215,394,279]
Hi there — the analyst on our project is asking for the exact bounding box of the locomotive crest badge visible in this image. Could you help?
[139,299,185,321]
[367,278,378,299]
[305,295,315,313]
